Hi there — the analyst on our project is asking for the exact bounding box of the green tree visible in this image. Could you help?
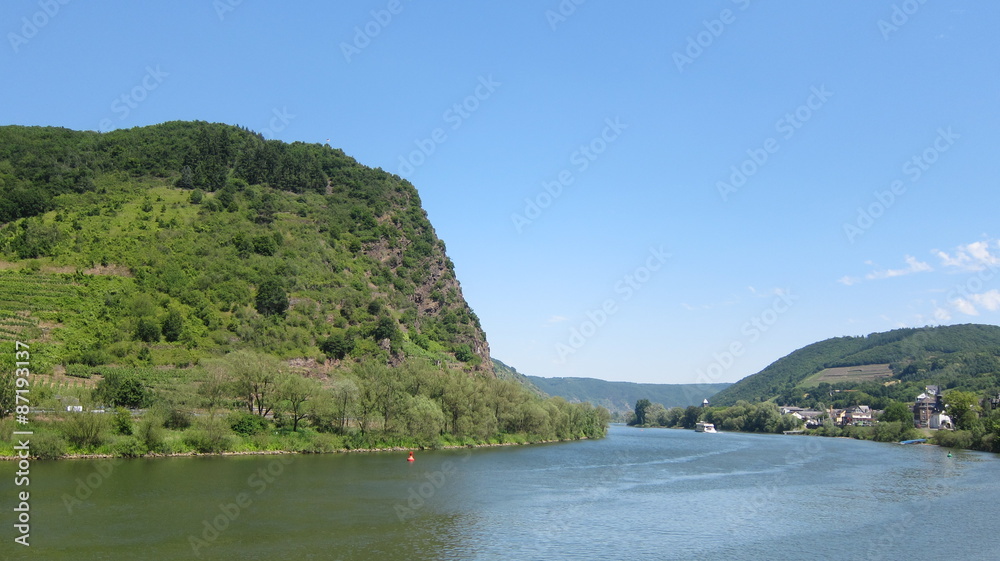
[10,219,63,258]
[631,399,652,426]
[176,165,195,189]
[371,316,400,343]
[880,401,913,424]
[161,308,184,342]
[135,317,161,342]
[255,278,288,316]
[227,350,283,417]
[398,394,446,442]
[277,373,320,432]
[943,390,981,430]
[327,377,359,433]
[97,371,151,409]
[320,331,354,360]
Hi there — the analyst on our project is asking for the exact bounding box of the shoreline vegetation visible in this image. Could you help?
[626,399,1000,454]
[1,352,611,462]
[0,434,588,462]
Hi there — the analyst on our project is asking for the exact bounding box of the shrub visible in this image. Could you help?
[31,432,68,460]
[135,414,167,454]
[306,433,343,453]
[79,349,111,367]
[62,412,110,450]
[453,344,474,362]
[112,436,147,458]
[229,411,269,436]
[933,429,975,449]
[113,407,134,435]
[184,418,235,453]
[162,407,192,430]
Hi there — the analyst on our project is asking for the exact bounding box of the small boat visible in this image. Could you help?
[899,439,927,445]
[695,422,717,433]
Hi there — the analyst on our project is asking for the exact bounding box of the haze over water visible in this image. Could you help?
[3,425,996,560]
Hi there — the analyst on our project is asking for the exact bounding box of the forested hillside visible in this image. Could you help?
[711,324,1000,409]
[0,122,610,457]
[0,122,489,371]
[491,358,546,397]
[525,375,730,415]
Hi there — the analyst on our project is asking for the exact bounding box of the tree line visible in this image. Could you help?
[627,399,803,434]
[1,351,610,459]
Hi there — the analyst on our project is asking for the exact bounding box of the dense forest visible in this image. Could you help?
[0,122,610,458]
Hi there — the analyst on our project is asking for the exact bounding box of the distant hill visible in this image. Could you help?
[492,358,546,397]
[524,375,730,415]
[711,324,1000,408]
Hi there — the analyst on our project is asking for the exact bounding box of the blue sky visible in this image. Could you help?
[3,1,1000,385]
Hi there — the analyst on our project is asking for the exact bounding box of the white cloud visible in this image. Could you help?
[935,239,1000,272]
[971,290,1000,312]
[838,275,860,286]
[865,255,932,280]
[953,298,979,316]
[545,315,568,324]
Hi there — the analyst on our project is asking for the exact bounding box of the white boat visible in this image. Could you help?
[695,422,717,433]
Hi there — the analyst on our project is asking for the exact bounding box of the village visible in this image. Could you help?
[777,385,1000,431]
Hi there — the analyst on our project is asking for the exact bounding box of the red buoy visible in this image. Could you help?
[407,451,415,462]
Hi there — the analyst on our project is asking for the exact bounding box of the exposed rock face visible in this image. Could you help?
[363,234,493,376]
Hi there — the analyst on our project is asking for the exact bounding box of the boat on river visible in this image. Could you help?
[695,422,717,433]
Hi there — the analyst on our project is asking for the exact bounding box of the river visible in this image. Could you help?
[2,425,997,560]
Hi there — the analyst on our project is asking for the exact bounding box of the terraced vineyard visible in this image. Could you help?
[0,270,82,343]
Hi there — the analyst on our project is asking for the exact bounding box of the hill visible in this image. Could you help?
[525,375,730,415]
[0,121,490,372]
[711,324,1000,409]
[491,358,546,397]
[0,122,611,456]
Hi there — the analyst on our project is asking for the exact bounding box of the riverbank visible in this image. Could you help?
[631,422,997,454]
[0,434,591,461]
